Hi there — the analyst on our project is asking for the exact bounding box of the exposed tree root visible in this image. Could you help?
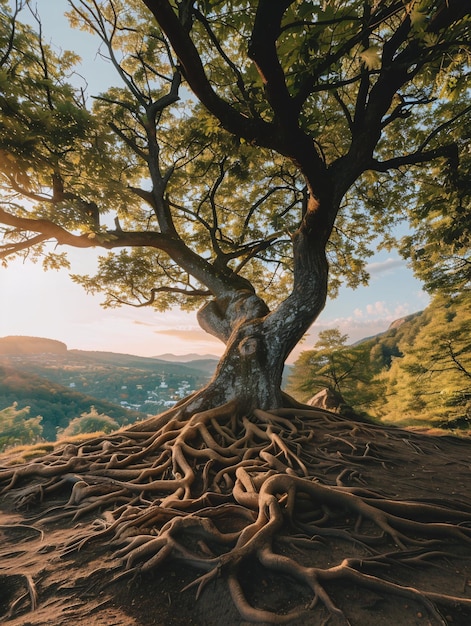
[1,403,471,624]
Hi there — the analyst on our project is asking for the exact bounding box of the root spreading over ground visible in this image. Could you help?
[1,403,470,625]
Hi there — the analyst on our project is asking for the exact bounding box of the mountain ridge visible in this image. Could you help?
[154,352,221,362]
[0,336,67,355]
[0,336,220,367]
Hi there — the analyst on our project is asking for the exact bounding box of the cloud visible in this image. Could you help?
[392,303,410,318]
[366,257,405,276]
[314,316,395,339]
[289,316,395,361]
[288,299,415,361]
[366,301,389,316]
[155,328,222,344]
[363,301,411,321]
[132,320,156,327]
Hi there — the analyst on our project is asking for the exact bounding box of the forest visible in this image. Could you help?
[0,363,146,444]
[0,341,216,446]
[289,292,470,430]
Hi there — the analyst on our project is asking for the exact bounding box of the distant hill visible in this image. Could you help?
[155,354,221,374]
[0,336,67,355]
[0,363,145,440]
[67,349,217,374]
[174,358,220,375]
[0,341,217,439]
[351,312,422,346]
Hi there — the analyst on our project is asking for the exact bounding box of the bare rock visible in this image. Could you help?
[307,388,345,411]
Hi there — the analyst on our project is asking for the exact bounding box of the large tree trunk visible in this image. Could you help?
[193,230,330,412]
[200,315,287,411]
[131,196,331,433]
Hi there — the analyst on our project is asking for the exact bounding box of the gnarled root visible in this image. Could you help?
[1,403,471,624]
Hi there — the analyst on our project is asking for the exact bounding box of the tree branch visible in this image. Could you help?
[446,341,471,380]
[418,105,471,153]
[247,0,296,124]
[0,233,48,259]
[0,206,254,298]
[192,8,256,115]
[0,0,22,67]
[141,0,274,144]
[334,0,470,194]
[0,206,100,248]
[108,284,211,308]
[369,143,458,172]
[142,1,327,197]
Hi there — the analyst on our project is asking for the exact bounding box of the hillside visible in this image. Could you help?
[1,325,470,624]
[0,363,146,440]
[0,336,67,355]
[0,341,218,441]
[288,293,470,430]
[1,403,470,626]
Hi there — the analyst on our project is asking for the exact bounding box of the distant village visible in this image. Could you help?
[0,340,209,418]
[109,377,194,414]
[60,370,198,415]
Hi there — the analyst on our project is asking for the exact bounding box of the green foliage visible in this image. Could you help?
[290,296,471,430]
[400,145,471,296]
[375,293,471,428]
[58,406,119,438]
[0,0,136,256]
[287,328,380,409]
[0,0,468,313]
[0,402,43,451]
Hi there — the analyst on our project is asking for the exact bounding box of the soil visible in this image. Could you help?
[0,412,470,626]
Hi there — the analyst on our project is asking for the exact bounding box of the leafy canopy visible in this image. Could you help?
[0,0,469,318]
[59,406,120,438]
[375,293,471,428]
[287,328,379,408]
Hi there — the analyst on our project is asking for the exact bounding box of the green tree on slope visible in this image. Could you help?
[0,403,43,451]
[376,294,471,428]
[287,329,377,409]
[59,406,120,438]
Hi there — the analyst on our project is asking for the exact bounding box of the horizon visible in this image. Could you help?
[0,1,430,365]
[1,249,428,364]
[0,334,220,362]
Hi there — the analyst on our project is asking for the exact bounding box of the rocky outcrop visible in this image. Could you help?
[307,388,345,411]
[308,388,362,420]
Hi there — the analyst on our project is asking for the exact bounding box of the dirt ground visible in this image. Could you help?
[1,417,470,626]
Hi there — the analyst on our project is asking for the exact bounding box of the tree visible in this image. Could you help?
[0,402,43,451]
[59,406,120,437]
[1,0,469,412]
[290,329,352,395]
[287,329,375,407]
[1,1,471,622]
[375,293,471,428]
[289,301,471,427]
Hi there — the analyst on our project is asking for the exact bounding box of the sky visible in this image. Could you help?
[0,1,430,363]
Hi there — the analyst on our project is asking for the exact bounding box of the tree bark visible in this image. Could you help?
[192,225,330,412]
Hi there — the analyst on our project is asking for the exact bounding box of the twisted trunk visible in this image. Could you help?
[194,229,330,412]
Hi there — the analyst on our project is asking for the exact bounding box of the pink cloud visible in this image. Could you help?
[155,328,222,344]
